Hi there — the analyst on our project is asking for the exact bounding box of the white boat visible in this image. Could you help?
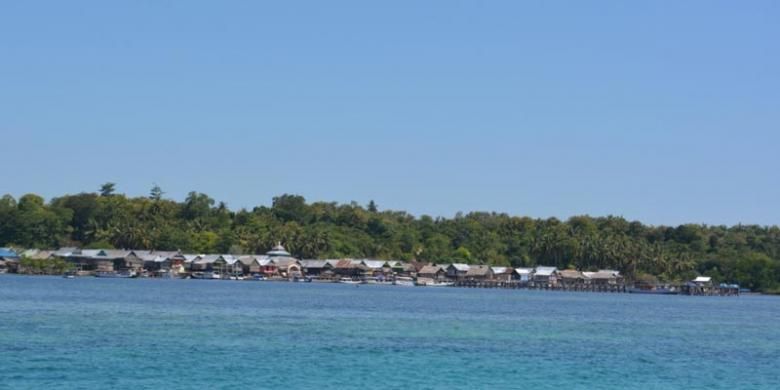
[339,277,363,285]
[425,282,453,287]
[393,277,416,287]
[191,271,222,280]
[95,270,136,278]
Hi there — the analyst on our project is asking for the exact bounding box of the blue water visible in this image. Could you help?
[0,275,778,389]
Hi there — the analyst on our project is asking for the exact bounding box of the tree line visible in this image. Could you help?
[1,183,779,292]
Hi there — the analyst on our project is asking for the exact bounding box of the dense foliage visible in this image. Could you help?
[1,185,779,291]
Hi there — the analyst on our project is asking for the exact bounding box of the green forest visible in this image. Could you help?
[1,183,779,292]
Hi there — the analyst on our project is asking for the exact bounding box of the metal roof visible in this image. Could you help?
[534,266,558,276]
[449,263,471,272]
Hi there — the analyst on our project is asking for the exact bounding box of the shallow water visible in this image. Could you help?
[0,275,778,389]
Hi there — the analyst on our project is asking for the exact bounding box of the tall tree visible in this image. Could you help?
[99,182,116,197]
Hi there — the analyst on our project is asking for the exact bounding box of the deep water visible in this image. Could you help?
[0,275,778,389]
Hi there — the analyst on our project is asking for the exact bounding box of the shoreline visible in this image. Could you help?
[1,273,758,296]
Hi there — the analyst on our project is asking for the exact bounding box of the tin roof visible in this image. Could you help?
[534,266,558,276]
[449,263,471,272]
[361,260,387,269]
[490,267,511,274]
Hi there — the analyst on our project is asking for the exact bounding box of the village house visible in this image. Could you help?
[583,270,623,286]
[558,269,588,288]
[513,268,532,284]
[333,259,365,278]
[64,249,140,272]
[447,263,471,280]
[213,255,240,275]
[465,265,494,281]
[685,276,714,295]
[533,266,559,287]
[417,264,448,281]
[136,250,179,272]
[237,255,263,275]
[490,267,513,282]
[386,260,415,276]
[182,254,202,271]
[360,260,388,278]
[300,260,332,276]
[191,255,220,271]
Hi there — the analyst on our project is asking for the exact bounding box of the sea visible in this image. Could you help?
[0,275,778,389]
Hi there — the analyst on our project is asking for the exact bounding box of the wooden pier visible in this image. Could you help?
[452,280,739,296]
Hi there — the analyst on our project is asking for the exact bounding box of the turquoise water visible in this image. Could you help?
[0,275,778,389]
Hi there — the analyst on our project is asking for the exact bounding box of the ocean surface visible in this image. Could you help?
[0,275,778,389]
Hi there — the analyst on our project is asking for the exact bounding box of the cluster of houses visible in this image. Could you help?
[0,245,629,287]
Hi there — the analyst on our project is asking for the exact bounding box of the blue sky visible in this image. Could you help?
[1,1,778,226]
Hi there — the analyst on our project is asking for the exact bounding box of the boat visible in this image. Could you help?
[424,282,453,287]
[95,270,136,278]
[339,277,364,285]
[191,271,222,280]
[393,277,416,287]
[250,274,266,281]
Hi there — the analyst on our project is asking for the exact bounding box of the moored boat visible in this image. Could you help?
[339,277,363,285]
[95,270,137,278]
[191,271,222,280]
[424,282,453,287]
[393,277,415,287]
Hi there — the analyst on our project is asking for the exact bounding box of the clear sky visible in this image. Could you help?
[1,1,778,226]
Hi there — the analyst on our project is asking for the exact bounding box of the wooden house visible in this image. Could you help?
[533,266,559,287]
[418,264,448,281]
[237,255,263,274]
[583,270,622,286]
[361,260,389,277]
[513,268,532,284]
[558,269,588,287]
[446,263,471,280]
[490,267,513,282]
[333,259,364,277]
[465,265,493,280]
[300,260,332,276]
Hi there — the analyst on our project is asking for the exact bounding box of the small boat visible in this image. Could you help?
[424,282,453,287]
[191,271,222,280]
[339,277,363,285]
[95,270,136,278]
[393,277,416,287]
[250,274,266,281]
